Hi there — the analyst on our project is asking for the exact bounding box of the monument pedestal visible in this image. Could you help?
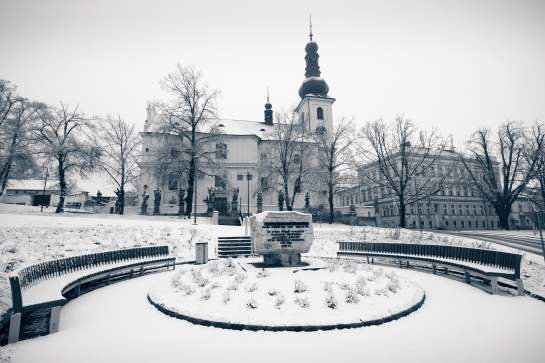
[207,201,214,217]
[263,252,301,267]
[141,204,148,215]
[231,201,238,217]
[153,202,160,215]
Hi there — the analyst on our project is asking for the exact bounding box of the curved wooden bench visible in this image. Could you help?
[8,245,175,344]
[337,242,524,296]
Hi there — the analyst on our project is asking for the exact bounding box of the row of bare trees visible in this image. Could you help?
[0,79,141,214]
[353,116,545,230]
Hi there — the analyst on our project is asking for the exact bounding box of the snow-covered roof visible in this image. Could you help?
[6,179,59,191]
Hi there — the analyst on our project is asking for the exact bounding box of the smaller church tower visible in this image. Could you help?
[264,90,273,125]
[295,17,335,140]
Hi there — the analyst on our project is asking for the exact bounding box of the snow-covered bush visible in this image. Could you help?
[327,259,341,272]
[256,268,270,278]
[343,260,358,274]
[244,282,258,292]
[323,281,333,292]
[222,290,231,304]
[345,289,359,304]
[246,298,258,309]
[338,282,351,290]
[385,228,400,240]
[210,281,222,289]
[227,280,239,291]
[294,296,310,308]
[235,273,248,283]
[325,292,337,309]
[375,288,389,296]
[386,272,400,293]
[294,279,308,293]
[274,294,285,309]
[200,288,211,300]
[180,283,196,295]
[268,289,279,296]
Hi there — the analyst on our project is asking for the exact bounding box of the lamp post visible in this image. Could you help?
[193,173,197,225]
[246,171,252,216]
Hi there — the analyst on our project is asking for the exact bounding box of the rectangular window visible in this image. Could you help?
[293,154,301,164]
[168,173,178,191]
[260,177,268,192]
[237,174,243,181]
[215,143,227,159]
[473,205,477,215]
[215,176,226,189]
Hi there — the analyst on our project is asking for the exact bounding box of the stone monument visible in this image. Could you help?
[141,191,149,215]
[153,189,161,215]
[278,191,284,211]
[257,191,263,213]
[304,192,310,209]
[178,188,185,217]
[250,211,313,266]
[231,187,239,217]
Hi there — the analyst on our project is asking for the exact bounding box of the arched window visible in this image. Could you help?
[317,107,324,120]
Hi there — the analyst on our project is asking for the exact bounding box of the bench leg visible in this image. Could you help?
[172,262,176,270]
[8,312,21,344]
[465,271,471,284]
[516,278,525,296]
[371,257,374,264]
[399,259,403,269]
[366,256,370,264]
[74,284,81,297]
[139,266,144,277]
[130,269,134,278]
[49,306,61,334]
[432,264,437,274]
[444,267,449,275]
[406,261,410,268]
[490,277,499,294]
[106,274,111,285]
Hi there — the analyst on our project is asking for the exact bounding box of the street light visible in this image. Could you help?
[246,171,252,216]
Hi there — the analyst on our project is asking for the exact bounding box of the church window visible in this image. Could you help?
[215,176,226,190]
[261,177,269,192]
[168,173,178,191]
[145,148,149,153]
[170,149,180,158]
[215,143,227,159]
[317,107,324,120]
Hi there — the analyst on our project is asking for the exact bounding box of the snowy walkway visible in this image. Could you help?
[2,266,545,363]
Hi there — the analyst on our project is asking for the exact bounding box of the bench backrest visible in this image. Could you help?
[338,242,521,277]
[10,245,170,290]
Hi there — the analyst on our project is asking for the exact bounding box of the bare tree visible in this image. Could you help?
[312,117,355,223]
[0,80,42,195]
[153,65,222,217]
[261,109,316,211]
[356,115,452,228]
[88,114,141,215]
[461,122,545,230]
[35,102,100,213]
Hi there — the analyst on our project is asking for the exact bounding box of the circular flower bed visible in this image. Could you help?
[148,258,425,331]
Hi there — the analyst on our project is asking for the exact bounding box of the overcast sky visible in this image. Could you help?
[1,0,544,148]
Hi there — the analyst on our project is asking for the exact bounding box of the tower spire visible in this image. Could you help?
[309,14,313,41]
[264,88,273,125]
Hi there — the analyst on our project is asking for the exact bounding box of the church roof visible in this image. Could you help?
[217,119,275,139]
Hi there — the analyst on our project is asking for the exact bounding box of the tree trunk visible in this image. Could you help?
[398,198,406,228]
[56,163,66,213]
[119,188,125,215]
[328,187,334,224]
[185,157,195,217]
[497,205,511,230]
[0,160,12,197]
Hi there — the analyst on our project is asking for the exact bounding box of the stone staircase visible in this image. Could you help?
[217,236,253,258]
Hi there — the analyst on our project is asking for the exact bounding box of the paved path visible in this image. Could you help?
[2,268,544,363]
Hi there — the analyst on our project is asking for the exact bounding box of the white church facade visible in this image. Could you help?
[137,28,335,216]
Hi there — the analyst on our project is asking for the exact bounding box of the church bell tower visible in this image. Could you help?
[295,17,335,139]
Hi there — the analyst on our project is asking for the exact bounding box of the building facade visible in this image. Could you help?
[137,30,333,215]
[337,150,506,230]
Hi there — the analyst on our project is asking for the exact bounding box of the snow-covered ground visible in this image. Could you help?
[1,204,545,362]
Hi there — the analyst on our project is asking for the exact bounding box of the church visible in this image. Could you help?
[137,27,335,216]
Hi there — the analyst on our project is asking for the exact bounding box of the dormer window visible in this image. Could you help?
[317,107,324,120]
